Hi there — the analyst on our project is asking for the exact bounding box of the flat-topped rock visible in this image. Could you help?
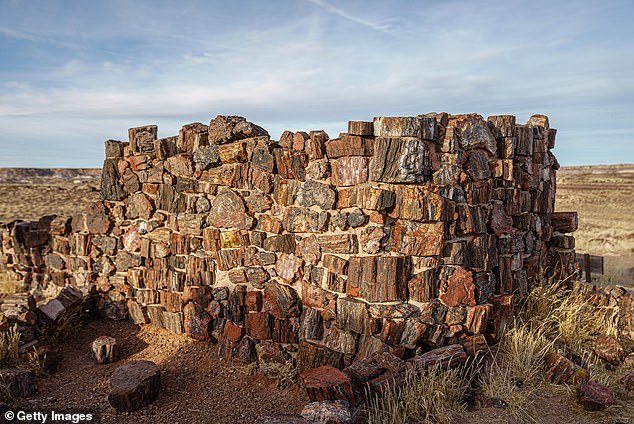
[108,360,161,412]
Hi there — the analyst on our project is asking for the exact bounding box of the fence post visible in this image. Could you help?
[584,253,591,283]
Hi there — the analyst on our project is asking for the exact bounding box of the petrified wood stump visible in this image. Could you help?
[0,368,36,397]
[108,360,161,412]
[92,336,118,365]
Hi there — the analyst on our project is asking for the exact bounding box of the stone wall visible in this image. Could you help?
[0,113,579,367]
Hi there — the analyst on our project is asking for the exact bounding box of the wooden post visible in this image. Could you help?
[584,253,591,283]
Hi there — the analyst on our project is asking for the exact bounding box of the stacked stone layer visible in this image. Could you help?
[0,113,579,367]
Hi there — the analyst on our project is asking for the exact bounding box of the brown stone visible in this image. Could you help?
[390,220,444,256]
[463,149,491,181]
[177,122,207,153]
[389,186,450,222]
[128,192,154,220]
[208,188,251,229]
[101,158,125,201]
[317,234,358,254]
[621,370,634,393]
[218,141,249,163]
[129,125,158,153]
[306,130,328,160]
[208,115,268,144]
[299,341,344,369]
[108,360,161,412]
[544,352,588,385]
[183,302,212,340]
[593,334,624,366]
[246,311,272,340]
[369,137,432,183]
[326,134,374,158]
[359,226,385,254]
[347,256,410,302]
[489,202,514,235]
[0,368,36,397]
[336,297,367,334]
[263,234,296,253]
[246,291,263,312]
[166,154,193,176]
[200,163,249,188]
[408,269,438,302]
[408,344,468,369]
[373,117,422,138]
[263,282,301,319]
[465,305,490,334]
[296,235,322,265]
[551,211,578,233]
[331,156,369,187]
[449,114,497,154]
[348,121,373,136]
[224,321,245,343]
[323,254,348,275]
[302,366,355,404]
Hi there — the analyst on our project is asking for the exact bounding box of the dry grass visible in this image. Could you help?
[367,363,474,424]
[519,279,619,348]
[259,361,300,388]
[0,274,24,294]
[45,307,83,346]
[0,324,21,367]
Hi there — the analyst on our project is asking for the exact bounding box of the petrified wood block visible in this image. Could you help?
[108,360,161,412]
[0,368,36,397]
[92,335,118,365]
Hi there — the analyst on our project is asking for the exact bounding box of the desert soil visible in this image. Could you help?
[8,317,307,423]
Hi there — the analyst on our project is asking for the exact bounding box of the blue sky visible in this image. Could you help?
[0,0,632,167]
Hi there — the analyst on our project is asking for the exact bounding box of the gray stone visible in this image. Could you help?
[297,180,337,210]
[346,208,367,228]
[193,144,221,170]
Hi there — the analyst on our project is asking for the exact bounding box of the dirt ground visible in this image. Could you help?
[8,317,307,423]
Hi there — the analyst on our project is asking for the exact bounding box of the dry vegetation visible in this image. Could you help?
[367,278,634,424]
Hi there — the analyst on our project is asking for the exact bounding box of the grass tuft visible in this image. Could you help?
[366,363,473,424]
[259,361,299,388]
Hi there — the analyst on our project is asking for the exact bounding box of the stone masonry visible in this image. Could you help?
[0,113,580,367]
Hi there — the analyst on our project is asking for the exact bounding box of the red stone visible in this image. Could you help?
[621,370,634,393]
[544,352,587,385]
[391,220,444,256]
[325,134,374,158]
[577,380,614,411]
[301,366,355,404]
[246,312,272,340]
[594,334,624,366]
[246,291,263,312]
[223,321,244,343]
[439,267,476,307]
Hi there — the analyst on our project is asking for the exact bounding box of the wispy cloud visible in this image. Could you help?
[305,0,395,34]
[0,0,632,166]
